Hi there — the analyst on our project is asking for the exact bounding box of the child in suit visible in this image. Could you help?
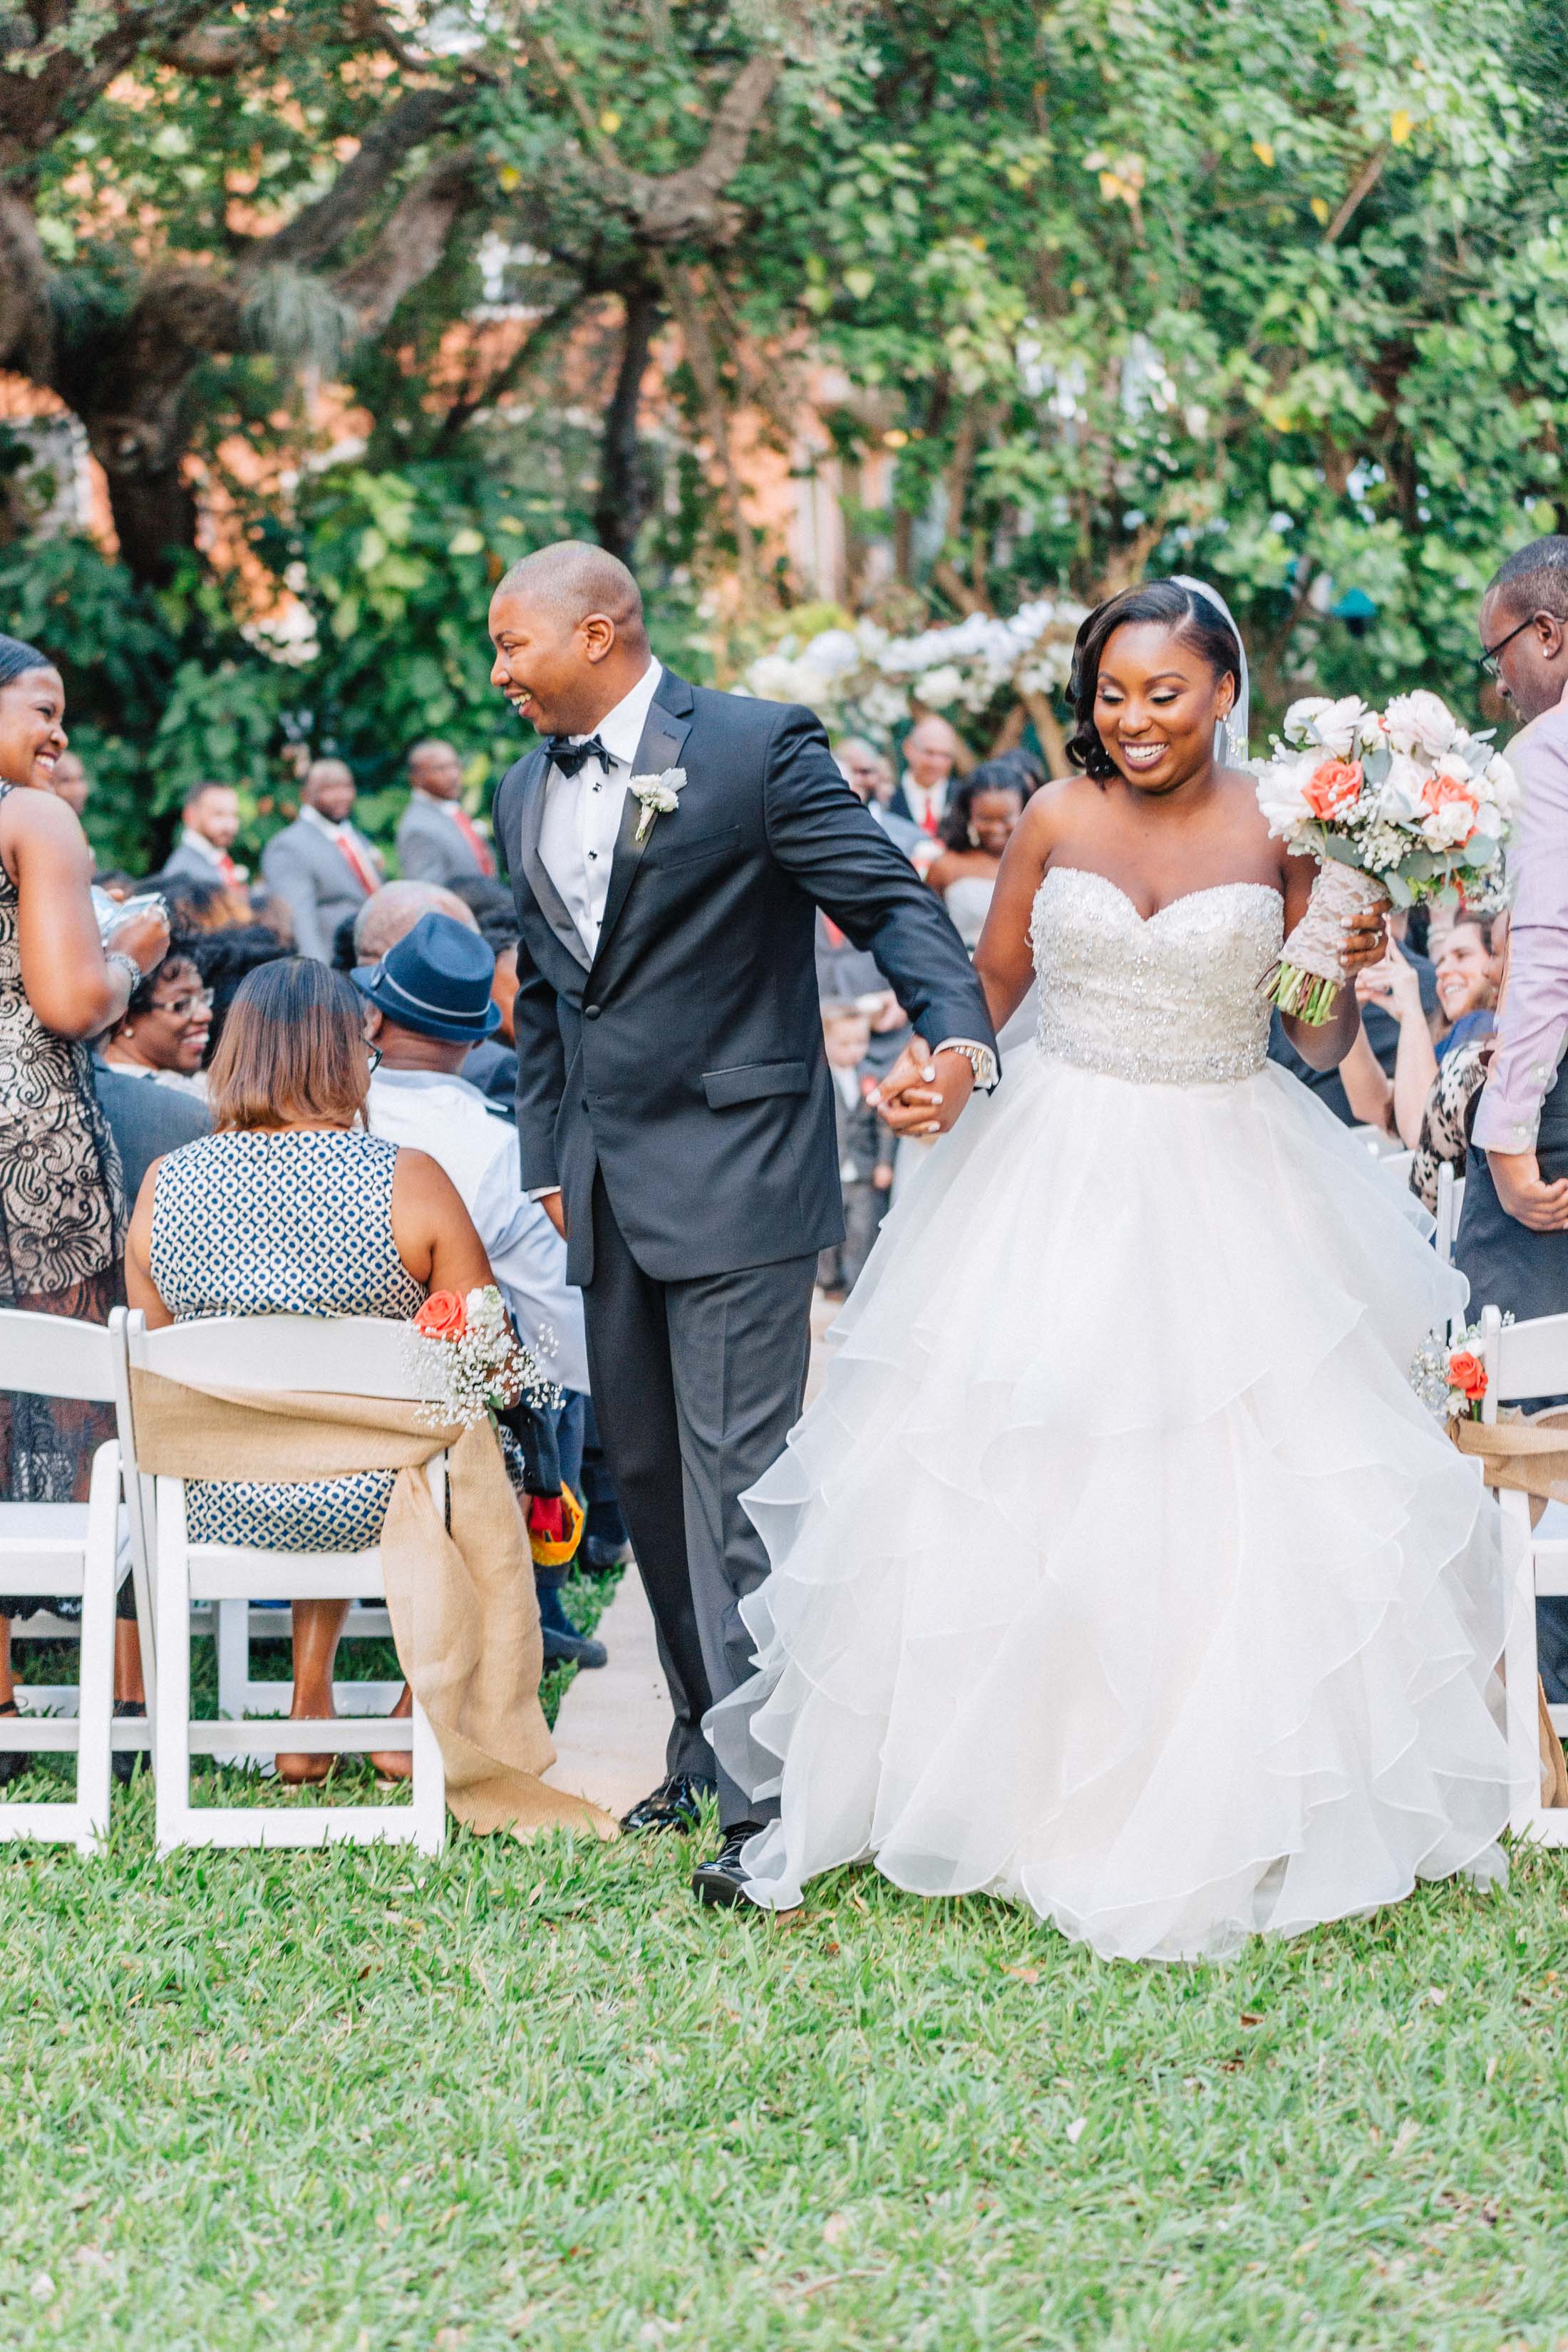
[817,1001,896,1299]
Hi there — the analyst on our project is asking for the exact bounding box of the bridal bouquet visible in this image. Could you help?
[407,1285,558,1430]
[1254,691,1520,1024]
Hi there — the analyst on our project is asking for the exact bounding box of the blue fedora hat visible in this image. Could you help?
[353,911,502,1043]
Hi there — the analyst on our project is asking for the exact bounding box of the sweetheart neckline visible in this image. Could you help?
[1041,868,1283,927]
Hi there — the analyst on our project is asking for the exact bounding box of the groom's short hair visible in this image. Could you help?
[1490,535,1568,620]
[496,541,646,639]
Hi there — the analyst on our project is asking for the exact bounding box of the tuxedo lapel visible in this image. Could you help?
[592,679,693,969]
[510,748,592,972]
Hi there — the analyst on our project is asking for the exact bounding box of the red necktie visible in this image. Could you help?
[920,795,941,837]
[453,808,495,878]
[216,850,242,887]
[334,829,381,897]
[820,916,847,949]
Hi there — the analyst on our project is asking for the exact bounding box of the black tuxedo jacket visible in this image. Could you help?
[493,669,996,1285]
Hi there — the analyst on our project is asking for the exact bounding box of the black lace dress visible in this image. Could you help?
[0,782,127,1617]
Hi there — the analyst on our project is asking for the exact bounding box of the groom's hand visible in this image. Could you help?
[872,1036,976,1138]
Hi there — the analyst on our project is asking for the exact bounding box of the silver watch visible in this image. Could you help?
[105,951,142,996]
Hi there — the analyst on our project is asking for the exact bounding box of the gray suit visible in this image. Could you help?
[162,835,239,885]
[396,793,493,889]
[495,669,994,1823]
[260,816,379,961]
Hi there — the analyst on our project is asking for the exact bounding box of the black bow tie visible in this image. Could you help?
[542,733,612,779]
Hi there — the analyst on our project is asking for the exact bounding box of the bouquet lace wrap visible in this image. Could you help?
[1267,862,1390,1023]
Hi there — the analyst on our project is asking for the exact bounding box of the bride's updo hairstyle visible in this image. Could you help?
[1066,579,1242,784]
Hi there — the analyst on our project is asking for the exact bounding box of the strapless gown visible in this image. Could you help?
[707,868,1522,1962]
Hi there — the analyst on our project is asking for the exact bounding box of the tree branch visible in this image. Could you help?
[0,1,226,170]
[330,149,478,333]
[264,84,469,272]
[1325,145,1389,246]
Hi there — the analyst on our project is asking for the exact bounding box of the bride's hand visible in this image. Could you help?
[872,1036,976,1138]
[1341,902,1389,976]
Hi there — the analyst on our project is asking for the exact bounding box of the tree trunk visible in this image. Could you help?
[594,283,661,564]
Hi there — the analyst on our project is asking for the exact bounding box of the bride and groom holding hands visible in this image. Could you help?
[490,540,1521,1965]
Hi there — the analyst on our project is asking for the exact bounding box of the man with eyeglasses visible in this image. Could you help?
[1458,534,1568,1700]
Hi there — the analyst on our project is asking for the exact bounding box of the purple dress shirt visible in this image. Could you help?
[1472,689,1568,1154]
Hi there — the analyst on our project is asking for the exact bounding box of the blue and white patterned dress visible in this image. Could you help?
[148,1128,424,1551]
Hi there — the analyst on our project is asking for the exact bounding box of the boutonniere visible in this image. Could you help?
[629,767,686,845]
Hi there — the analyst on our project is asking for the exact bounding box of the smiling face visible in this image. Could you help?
[124,956,211,1073]
[967,786,1023,857]
[905,718,959,793]
[489,587,621,739]
[189,783,240,850]
[0,664,67,791]
[1435,920,1501,1023]
[1092,621,1234,795]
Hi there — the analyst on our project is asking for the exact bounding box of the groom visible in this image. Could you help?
[489,542,996,1902]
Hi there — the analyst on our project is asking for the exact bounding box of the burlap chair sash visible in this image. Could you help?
[1452,1407,1568,1808]
[130,1368,616,1842]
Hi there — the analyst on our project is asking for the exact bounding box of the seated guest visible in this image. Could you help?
[1348,912,1507,1164]
[396,739,495,887]
[124,957,493,1781]
[923,760,1026,949]
[164,783,248,887]
[351,880,517,1107]
[98,939,212,1100]
[355,915,600,1666]
[836,736,924,858]
[816,1001,894,1299]
[354,878,477,963]
[91,1054,209,1205]
[260,758,383,961]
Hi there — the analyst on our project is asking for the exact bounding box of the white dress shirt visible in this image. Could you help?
[177,827,249,882]
[366,1068,589,1393]
[537,659,664,959]
[899,770,949,835]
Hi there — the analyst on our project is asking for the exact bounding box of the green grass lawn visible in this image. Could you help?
[3,1598,1568,2348]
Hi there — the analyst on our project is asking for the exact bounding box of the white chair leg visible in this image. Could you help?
[1502,1490,1541,1836]
[154,1480,193,1855]
[411,1696,445,1856]
[216,1597,250,1720]
[73,1444,120,1853]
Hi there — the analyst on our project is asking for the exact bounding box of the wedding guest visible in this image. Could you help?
[91,1052,209,1205]
[124,956,492,1780]
[261,758,384,961]
[889,714,963,837]
[923,761,1026,949]
[164,783,248,887]
[396,739,495,887]
[356,914,601,1668]
[98,941,212,1100]
[1458,534,1568,1701]
[1350,914,1505,1150]
[837,738,924,859]
[48,749,90,820]
[993,744,1049,799]
[816,1001,894,1298]
[0,632,169,1749]
[354,877,477,964]
[246,886,296,947]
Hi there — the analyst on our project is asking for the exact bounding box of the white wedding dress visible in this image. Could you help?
[707,867,1522,1962]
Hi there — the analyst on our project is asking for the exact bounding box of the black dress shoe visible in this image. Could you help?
[619,1772,713,1834]
[540,1626,609,1669]
[691,1826,763,1908]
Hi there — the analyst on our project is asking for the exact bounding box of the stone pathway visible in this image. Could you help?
[546,1294,839,1815]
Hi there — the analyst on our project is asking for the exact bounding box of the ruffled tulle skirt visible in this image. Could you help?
[706,1046,1522,1963]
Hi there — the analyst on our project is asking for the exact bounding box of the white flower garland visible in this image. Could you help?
[742,597,1088,738]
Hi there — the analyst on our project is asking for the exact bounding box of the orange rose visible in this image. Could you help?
[414,1290,467,1342]
[1422,770,1477,814]
[1448,1350,1487,1401]
[1302,758,1363,820]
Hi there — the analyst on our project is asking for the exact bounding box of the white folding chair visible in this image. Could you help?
[0,1310,150,1851]
[120,1311,445,1856]
[1477,1301,1568,1845]
[1434,1161,1465,1270]
[1376,1147,1415,1192]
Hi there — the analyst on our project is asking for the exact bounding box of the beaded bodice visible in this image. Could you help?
[1031,867,1283,1087]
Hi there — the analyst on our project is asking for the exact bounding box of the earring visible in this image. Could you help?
[968,825,981,847]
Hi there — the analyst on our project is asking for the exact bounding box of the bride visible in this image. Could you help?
[706,577,1521,1964]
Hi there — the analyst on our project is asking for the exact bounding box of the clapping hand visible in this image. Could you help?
[1355,942,1422,1020]
[872,1035,976,1138]
[105,902,170,974]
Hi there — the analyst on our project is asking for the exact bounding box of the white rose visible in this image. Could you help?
[1420,798,1479,851]
[1254,755,1315,837]
[914,664,964,710]
[1284,694,1370,758]
[1482,750,1522,818]
[1377,749,1429,826]
[1383,689,1460,760]
[465,1286,507,1336]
